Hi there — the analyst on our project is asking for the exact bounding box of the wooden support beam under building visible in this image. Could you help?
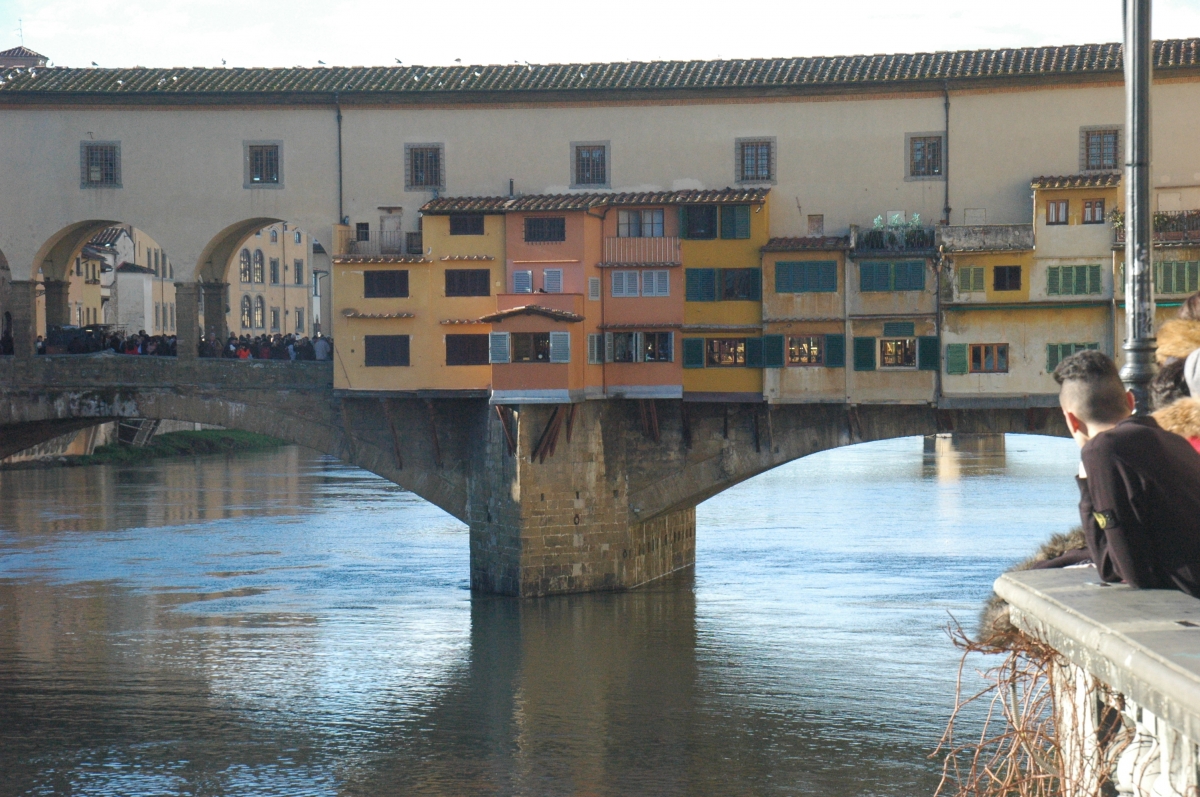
[495,405,517,456]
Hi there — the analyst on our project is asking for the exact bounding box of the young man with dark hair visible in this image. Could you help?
[1053,350,1200,596]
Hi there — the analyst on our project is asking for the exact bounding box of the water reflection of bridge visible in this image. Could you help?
[0,355,1067,595]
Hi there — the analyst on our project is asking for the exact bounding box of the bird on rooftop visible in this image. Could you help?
[221,59,226,65]
[395,58,401,64]
[318,60,326,65]
[91,61,98,66]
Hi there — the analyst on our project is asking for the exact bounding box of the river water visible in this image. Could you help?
[0,435,1081,796]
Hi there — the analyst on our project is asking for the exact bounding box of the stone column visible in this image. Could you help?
[469,401,696,597]
[42,279,70,329]
[200,282,228,343]
[174,283,200,359]
[7,280,38,358]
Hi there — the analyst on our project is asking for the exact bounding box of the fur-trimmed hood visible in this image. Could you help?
[1156,319,1200,364]
[977,527,1085,646]
[1154,396,1200,440]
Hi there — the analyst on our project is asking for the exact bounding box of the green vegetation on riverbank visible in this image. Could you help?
[4,430,288,470]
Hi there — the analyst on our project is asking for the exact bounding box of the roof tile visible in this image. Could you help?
[422,188,769,214]
[1030,173,1122,189]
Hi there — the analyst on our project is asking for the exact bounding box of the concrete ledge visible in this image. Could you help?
[940,393,1060,409]
[996,568,1200,741]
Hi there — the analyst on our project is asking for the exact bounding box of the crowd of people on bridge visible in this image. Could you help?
[198,333,332,361]
[0,327,332,361]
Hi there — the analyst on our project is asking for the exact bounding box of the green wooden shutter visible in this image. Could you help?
[824,334,846,368]
[917,336,939,370]
[762,334,785,368]
[1189,262,1200,293]
[686,268,717,301]
[682,338,705,368]
[957,266,970,293]
[745,337,764,368]
[719,205,734,239]
[882,321,915,337]
[679,206,690,239]
[748,268,762,300]
[894,261,911,291]
[686,268,702,300]
[775,262,794,293]
[1088,264,1102,295]
[946,343,968,375]
[1047,343,1062,373]
[860,263,874,292]
[818,261,837,292]
[1047,266,1061,295]
[910,262,926,291]
[1064,266,1078,295]
[853,337,876,371]
[735,205,751,239]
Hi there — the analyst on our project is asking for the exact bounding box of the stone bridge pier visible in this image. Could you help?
[0,358,1068,597]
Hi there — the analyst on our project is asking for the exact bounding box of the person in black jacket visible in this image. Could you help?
[1052,350,1200,597]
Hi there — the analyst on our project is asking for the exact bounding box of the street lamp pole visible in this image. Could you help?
[1120,0,1156,412]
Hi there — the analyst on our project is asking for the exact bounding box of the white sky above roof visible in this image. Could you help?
[3,0,1200,69]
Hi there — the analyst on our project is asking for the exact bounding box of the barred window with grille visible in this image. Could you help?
[81,142,120,188]
[406,144,443,190]
[573,143,608,187]
[909,135,943,178]
[247,144,280,185]
[737,139,774,183]
[1083,129,1120,171]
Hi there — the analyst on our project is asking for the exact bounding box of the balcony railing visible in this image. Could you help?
[602,236,681,264]
[854,225,937,254]
[346,230,407,256]
[1113,209,1200,244]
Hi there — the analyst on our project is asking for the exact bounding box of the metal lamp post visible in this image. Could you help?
[1121,0,1156,412]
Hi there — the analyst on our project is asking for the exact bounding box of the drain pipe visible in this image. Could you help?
[942,81,951,226]
[336,92,345,224]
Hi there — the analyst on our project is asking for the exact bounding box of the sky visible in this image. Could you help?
[3,0,1200,69]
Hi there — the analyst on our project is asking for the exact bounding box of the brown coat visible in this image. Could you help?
[1154,396,1200,440]
[1156,319,1200,364]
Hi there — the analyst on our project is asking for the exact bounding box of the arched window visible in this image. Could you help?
[240,295,253,328]
[239,249,252,283]
[294,231,302,244]
[253,250,265,283]
[253,296,266,329]
[270,229,278,243]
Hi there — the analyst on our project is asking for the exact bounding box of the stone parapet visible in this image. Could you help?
[937,223,1035,252]
[997,568,1200,796]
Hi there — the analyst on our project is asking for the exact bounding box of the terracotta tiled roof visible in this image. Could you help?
[332,254,430,264]
[0,46,46,59]
[88,226,128,246]
[1030,173,1122,189]
[7,40,1195,97]
[439,254,494,261]
[340,310,415,319]
[762,236,851,251]
[422,188,769,215]
[478,305,583,323]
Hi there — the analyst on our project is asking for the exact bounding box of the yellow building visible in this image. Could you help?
[680,191,770,401]
[330,211,504,395]
[227,223,313,337]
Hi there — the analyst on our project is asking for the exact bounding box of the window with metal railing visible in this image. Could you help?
[80,142,120,187]
[737,139,774,183]
[908,135,943,178]
[573,144,608,187]
[1083,129,1119,171]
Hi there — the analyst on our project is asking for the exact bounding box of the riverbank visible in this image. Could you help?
[0,430,287,471]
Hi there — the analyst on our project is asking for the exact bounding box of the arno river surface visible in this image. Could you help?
[0,435,1081,796]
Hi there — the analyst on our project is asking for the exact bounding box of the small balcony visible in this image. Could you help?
[853,225,937,255]
[345,230,424,256]
[602,236,681,265]
[1113,209,1200,245]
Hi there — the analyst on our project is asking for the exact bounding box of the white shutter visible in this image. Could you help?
[513,270,533,293]
[588,276,601,301]
[611,271,624,297]
[633,331,645,363]
[549,331,571,363]
[612,270,640,297]
[604,332,614,363]
[647,270,669,297]
[544,268,563,293]
[588,333,602,364]
[626,271,640,296]
[489,332,510,363]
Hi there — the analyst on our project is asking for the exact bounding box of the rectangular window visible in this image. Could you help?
[294,259,304,285]
[642,270,670,297]
[957,266,985,293]
[787,335,823,365]
[706,338,746,367]
[445,269,490,297]
[1047,342,1099,372]
[449,214,486,236]
[681,206,718,240]
[542,269,563,293]
[993,265,1021,292]
[407,144,443,189]
[879,338,917,368]
[775,261,837,293]
[248,144,280,185]
[573,144,608,187]
[860,262,925,292]
[1083,129,1119,171]
[364,335,410,367]
[969,343,1009,373]
[610,332,638,363]
[719,205,752,239]
[524,217,566,243]
[1156,261,1200,295]
[355,222,370,242]
[511,332,551,363]
[513,270,533,293]
[737,139,774,183]
[1047,200,1069,225]
[612,270,639,298]
[445,334,490,365]
[270,307,280,331]
[1047,265,1102,296]
[295,308,304,333]
[1083,199,1106,224]
[644,332,673,362]
[618,209,665,238]
[909,135,943,178]
[270,258,280,285]
[722,268,761,300]
[363,270,409,298]
[81,142,120,187]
